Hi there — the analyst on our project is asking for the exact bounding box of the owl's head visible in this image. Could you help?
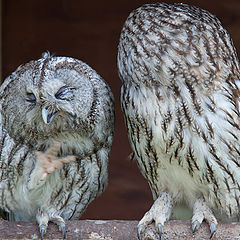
[1,52,107,145]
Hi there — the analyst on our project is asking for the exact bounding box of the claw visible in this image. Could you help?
[158,223,162,239]
[59,224,66,239]
[192,220,200,234]
[209,222,216,239]
[137,225,143,240]
[40,224,47,240]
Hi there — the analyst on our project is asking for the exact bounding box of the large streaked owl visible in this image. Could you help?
[0,52,114,239]
[118,3,240,239]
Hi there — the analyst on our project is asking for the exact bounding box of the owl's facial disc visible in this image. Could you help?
[42,108,58,124]
[39,86,76,124]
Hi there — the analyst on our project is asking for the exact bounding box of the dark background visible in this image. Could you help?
[2,0,240,220]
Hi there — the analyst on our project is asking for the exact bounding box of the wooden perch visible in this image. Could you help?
[0,219,239,239]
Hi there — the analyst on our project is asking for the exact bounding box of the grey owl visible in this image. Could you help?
[0,52,114,239]
[118,3,240,239]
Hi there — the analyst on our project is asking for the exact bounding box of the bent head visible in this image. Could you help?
[0,53,98,144]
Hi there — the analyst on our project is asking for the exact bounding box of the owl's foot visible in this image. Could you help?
[37,209,66,239]
[192,198,217,239]
[52,215,67,239]
[35,141,76,182]
[137,192,172,240]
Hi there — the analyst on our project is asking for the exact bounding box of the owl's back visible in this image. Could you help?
[118,3,240,218]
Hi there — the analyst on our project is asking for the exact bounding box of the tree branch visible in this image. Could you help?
[0,219,239,239]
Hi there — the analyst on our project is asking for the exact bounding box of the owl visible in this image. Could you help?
[118,3,240,239]
[0,52,114,239]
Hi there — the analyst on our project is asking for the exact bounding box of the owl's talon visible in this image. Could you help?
[192,198,218,238]
[61,226,66,239]
[192,220,200,234]
[137,224,144,240]
[157,223,162,239]
[137,192,171,239]
[209,222,216,239]
[59,223,66,239]
[40,224,47,240]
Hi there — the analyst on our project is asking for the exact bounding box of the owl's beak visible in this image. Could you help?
[42,108,58,124]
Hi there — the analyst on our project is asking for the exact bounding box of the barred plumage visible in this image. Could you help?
[118,3,240,239]
[0,52,114,238]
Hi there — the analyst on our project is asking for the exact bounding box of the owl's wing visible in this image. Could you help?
[235,79,240,90]
[0,95,37,189]
[234,79,240,111]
